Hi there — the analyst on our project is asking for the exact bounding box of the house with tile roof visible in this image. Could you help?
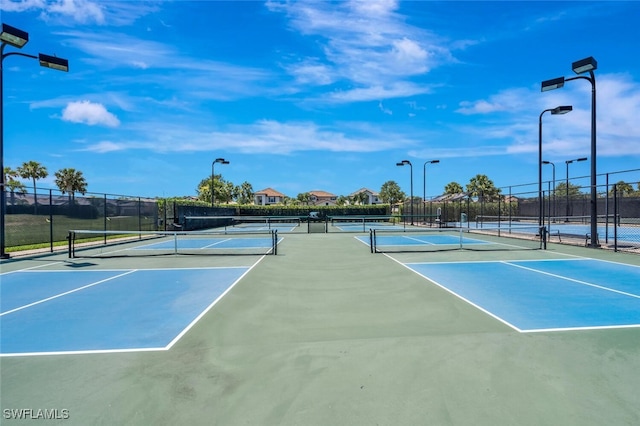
[349,188,380,205]
[254,188,287,206]
[309,190,337,206]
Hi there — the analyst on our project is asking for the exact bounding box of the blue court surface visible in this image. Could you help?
[136,236,277,250]
[403,258,640,332]
[0,267,250,356]
[358,233,483,247]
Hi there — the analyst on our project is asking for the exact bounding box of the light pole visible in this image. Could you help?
[538,106,572,228]
[542,160,556,219]
[396,160,413,225]
[423,160,439,225]
[1,23,69,258]
[542,56,598,246]
[211,157,229,207]
[564,157,587,220]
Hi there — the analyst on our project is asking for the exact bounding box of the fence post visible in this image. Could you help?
[49,189,54,252]
[613,184,618,252]
[104,194,108,244]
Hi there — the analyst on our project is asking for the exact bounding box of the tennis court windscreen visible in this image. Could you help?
[68,229,279,258]
[370,225,546,253]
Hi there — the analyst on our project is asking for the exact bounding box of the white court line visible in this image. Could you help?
[0,270,137,317]
[0,261,64,275]
[501,260,640,300]
[165,254,268,350]
[383,253,522,332]
[387,254,640,333]
[1,257,266,357]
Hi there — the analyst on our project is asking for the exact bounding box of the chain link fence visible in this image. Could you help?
[4,169,640,254]
[4,188,158,253]
[400,169,640,254]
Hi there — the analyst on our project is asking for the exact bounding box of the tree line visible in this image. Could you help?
[193,173,507,206]
[4,160,87,202]
[7,162,637,208]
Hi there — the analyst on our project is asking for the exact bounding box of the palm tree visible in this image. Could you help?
[466,174,501,202]
[352,191,369,205]
[4,167,26,207]
[297,192,311,205]
[444,181,464,194]
[54,168,88,206]
[236,181,254,204]
[17,161,48,213]
[610,181,634,197]
[379,180,405,205]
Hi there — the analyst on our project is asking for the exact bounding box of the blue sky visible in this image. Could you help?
[2,0,639,199]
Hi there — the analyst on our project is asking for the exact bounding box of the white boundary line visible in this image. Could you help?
[0,258,267,357]
[387,253,640,333]
[383,253,522,332]
[0,261,64,275]
[165,254,268,350]
[502,260,640,300]
[0,270,138,317]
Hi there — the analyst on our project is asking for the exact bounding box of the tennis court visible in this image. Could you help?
[2,228,640,425]
[1,266,256,355]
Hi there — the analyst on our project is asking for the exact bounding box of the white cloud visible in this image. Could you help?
[62,100,120,127]
[1,0,158,25]
[268,0,456,101]
[456,88,532,115]
[325,82,434,103]
[451,73,640,159]
[0,0,45,12]
[79,119,414,155]
[46,0,106,24]
[378,101,393,115]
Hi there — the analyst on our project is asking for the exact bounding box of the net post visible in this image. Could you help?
[174,231,178,255]
[273,229,278,255]
[369,228,373,253]
[540,226,547,250]
[67,231,74,258]
[373,229,377,253]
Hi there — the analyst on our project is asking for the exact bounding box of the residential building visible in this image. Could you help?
[349,188,380,205]
[254,188,287,206]
[309,190,337,206]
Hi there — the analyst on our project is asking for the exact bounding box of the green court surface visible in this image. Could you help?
[2,232,640,425]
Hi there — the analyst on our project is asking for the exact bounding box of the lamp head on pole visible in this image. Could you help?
[0,23,29,48]
[38,53,69,72]
[396,160,411,167]
[566,157,588,165]
[541,76,565,92]
[572,56,597,75]
[551,105,572,115]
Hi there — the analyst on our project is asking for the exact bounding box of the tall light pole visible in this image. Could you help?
[538,106,572,228]
[1,23,69,258]
[396,160,413,225]
[542,56,598,246]
[542,160,556,219]
[564,157,587,220]
[211,157,229,207]
[423,160,439,225]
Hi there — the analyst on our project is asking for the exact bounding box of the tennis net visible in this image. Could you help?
[328,215,412,232]
[183,215,303,232]
[67,229,279,258]
[369,225,546,253]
